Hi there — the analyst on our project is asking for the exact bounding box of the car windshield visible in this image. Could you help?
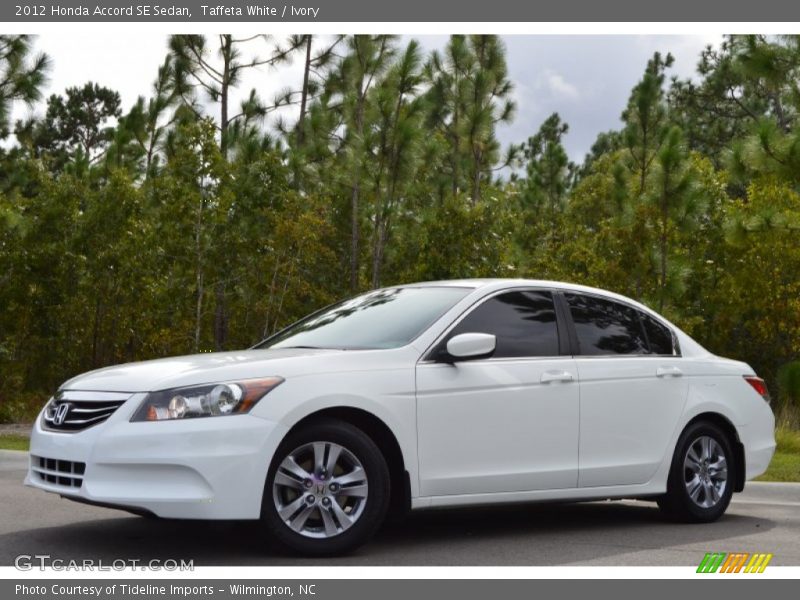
[255,286,471,350]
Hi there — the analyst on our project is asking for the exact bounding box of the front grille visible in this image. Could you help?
[42,391,130,433]
[31,455,86,489]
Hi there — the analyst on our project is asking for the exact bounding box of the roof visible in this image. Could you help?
[403,278,622,296]
[400,278,661,317]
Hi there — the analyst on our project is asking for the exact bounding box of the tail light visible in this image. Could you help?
[744,375,770,404]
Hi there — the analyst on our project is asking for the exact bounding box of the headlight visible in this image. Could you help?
[131,377,283,422]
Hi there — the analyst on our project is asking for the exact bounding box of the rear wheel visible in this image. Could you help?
[658,421,735,522]
[261,419,390,555]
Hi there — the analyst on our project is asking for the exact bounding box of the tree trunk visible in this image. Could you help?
[219,65,230,156]
[371,220,390,289]
[194,271,203,352]
[471,148,482,205]
[350,81,367,292]
[350,182,361,291]
[91,297,102,368]
[638,125,649,195]
[145,140,155,179]
[194,273,204,353]
[263,252,283,338]
[659,180,669,313]
[194,196,205,353]
[213,281,226,351]
[772,92,790,133]
[470,39,486,204]
[452,92,460,201]
[297,35,312,147]
[213,36,231,349]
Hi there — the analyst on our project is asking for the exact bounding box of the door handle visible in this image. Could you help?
[656,366,683,378]
[540,370,574,384]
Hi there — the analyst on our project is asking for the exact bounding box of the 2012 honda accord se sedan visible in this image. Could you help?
[26,279,776,555]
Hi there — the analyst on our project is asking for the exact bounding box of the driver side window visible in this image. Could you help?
[438,290,560,359]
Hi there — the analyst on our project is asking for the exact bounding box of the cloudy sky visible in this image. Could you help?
[21,33,721,163]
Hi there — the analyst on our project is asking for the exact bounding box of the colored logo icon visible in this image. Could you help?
[697,552,773,573]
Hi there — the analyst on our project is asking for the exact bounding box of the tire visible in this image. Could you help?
[658,421,735,523]
[261,419,391,556]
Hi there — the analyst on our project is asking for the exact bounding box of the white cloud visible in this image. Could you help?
[540,69,580,100]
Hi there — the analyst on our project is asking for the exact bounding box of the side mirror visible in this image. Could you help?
[445,333,496,361]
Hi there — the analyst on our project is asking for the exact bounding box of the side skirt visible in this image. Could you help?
[411,482,667,510]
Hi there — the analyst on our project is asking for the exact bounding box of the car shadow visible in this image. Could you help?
[0,499,777,566]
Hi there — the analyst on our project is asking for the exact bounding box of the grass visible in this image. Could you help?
[758,452,800,482]
[0,434,30,452]
[756,427,800,482]
[774,426,800,454]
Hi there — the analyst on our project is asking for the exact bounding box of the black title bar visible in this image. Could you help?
[4,0,800,22]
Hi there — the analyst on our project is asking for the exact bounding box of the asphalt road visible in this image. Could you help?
[2,450,799,566]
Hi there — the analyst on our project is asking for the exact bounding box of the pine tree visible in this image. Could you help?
[322,35,397,291]
[109,56,181,180]
[169,34,304,159]
[518,112,574,215]
[366,40,426,288]
[622,52,674,195]
[425,35,515,204]
[0,35,50,137]
[15,82,122,176]
[647,126,700,311]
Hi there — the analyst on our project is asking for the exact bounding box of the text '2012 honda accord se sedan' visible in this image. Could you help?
[26,279,776,555]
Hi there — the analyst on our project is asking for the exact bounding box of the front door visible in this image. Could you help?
[416,290,580,497]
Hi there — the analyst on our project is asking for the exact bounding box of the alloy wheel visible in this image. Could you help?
[272,441,369,538]
[683,435,728,509]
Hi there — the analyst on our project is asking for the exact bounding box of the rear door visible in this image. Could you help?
[561,292,689,488]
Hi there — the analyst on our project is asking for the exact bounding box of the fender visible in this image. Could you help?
[251,369,420,498]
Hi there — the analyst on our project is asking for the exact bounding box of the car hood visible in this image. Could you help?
[60,348,345,393]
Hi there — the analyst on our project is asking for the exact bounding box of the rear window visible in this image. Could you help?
[641,313,676,355]
[565,293,649,355]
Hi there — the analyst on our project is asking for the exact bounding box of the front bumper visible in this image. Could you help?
[25,392,288,519]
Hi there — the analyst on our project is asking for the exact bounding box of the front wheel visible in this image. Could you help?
[658,421,735,522]
[261,419,390,556]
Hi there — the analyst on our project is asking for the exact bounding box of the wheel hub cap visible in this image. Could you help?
[683,435,728,509]
[272,441,369,539]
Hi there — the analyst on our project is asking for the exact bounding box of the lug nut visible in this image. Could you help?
[329,482,339,493]
[303,479,313,488]
[322,497,331,507]
[306,495,316,504]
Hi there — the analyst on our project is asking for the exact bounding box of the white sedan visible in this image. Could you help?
[26,279,776,555]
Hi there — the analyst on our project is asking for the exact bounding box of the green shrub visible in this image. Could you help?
[0,393,46,424]
[778,361,800,404]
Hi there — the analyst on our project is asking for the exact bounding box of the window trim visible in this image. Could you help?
[557,290,681,358]
[419,287,570,364]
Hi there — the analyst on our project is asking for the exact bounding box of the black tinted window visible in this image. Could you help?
[565,293,649,355]
[444,291,559,358]
[641,313,675,355]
